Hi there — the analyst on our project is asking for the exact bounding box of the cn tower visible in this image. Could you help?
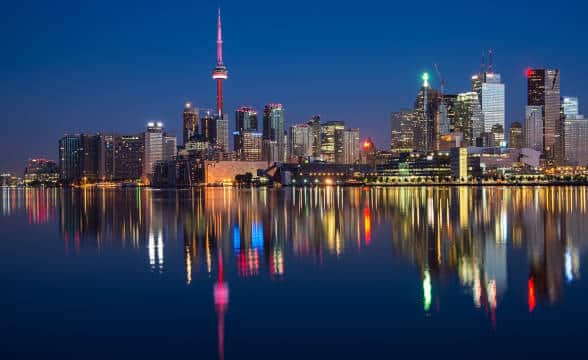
[212,8,228,116]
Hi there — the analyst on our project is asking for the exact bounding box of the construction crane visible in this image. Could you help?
[433,63,445,97]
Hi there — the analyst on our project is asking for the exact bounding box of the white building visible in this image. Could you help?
[525,106,543,152]
[144,122,164,180]
[480,73,505,134]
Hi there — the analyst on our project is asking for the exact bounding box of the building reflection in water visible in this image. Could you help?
[2,186,588,353]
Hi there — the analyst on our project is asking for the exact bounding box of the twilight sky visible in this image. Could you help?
[1,0,586,172]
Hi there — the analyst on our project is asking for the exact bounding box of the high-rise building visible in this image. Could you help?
[509,122,524,149]
[263,103,285,162]
[320,121,345,163]
[562,97,579,117]
[212,8,228,116]
[413,73,441,151]
[335,128,360,164]
[215,114,229,153]
[163,134,177,160]
[443,94,458,132]
[289,124,312,159]
[99,134,115,181]
[59,135,81,182]
[183,102,199,146]
[491,124,505,147]
[564,115,588,165]
[525,106,543,152]
[114,134,144,180]
[144,122,164,181]
[234,106,258,154]
[80,134,101,182]
[307,115,322,158]
[479,72,505,134]
[527,69,563,162]
[241,130,263,161]
[455,92,483,146]
[390,110,414,153]
[200,109,217,144]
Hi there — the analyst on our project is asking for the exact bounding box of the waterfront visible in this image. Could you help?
[1,186,588,358]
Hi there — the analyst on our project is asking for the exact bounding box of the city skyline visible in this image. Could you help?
[2,0,588,172]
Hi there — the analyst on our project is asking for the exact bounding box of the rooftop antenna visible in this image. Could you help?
[488,49,494,73]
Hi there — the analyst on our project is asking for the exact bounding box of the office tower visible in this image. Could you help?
[525,106,543,152]
[480,73,505,133]
[564,116,588,165]
[491,124,505,147]
[320,121,345,162]
[562,97,579,117]
[413,73,441,151]
[527,69,562,162]
[509,122,524,149]
[114,134,144,180]
[144,122,164,181]
[263,140,279,163]
[216,114,229,153]
[263,103,285,162]
[163,134,177,160]
[390,110,415,153]
[80,134,101,182]
[455,92,483,146]
[307,115,322,158]
[289,124,312,159]
[99,134,115,181]
[443,94,458,131]
[183,102,199,145]
[241,130,263,161]
[59,135,80,182]
[200,109,217,144]
[234,106,258,154]
[335,128,360,164]
[212,8,228,116]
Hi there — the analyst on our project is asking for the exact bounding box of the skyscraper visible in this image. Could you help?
[80,134,101,182]
[163,134,177,160]
[525,106,543,152]
[99,134,115,181]
[479,72,505,134]
[212,8,228,117]
[562,97,579,117]
[183,102,199,146]
[320,121,345,163]
[241,130,263,161]
[527,69,562,163]
[263,103,285,162]
[455,92,483,146]
[234,106,258,154]
[307,115,322,159]
[289,124,312,159]
[390,110,414,153]
[413,73,441,151]
[144,122,164,181]
[114,134,144,181]
[508,122,524,149]
[58,135,81,182]
[335,128,360,164]
[216,114,229,153]
[200,109,217,144]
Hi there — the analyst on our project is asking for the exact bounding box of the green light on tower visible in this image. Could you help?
[422,72,430,88]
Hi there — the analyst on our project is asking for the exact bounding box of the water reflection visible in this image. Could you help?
[1,186,587,356]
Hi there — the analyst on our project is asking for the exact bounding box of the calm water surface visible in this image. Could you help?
[1,186,588,358]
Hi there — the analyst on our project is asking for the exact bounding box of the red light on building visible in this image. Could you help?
[526,68,533,78]
[528,277,536,312]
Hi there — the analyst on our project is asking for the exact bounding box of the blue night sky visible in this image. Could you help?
[1,0,586,172]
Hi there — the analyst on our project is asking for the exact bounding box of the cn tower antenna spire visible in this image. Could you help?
[217,7,223,65]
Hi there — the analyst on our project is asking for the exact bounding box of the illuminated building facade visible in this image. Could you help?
[263,103,285,162]
[525,106,543,152]
[58,135,80,182]
[212,9,228,116]
[234,106,258,155]
[390,110,414,153]
[143,122,164,181]
[509,122,524,149]
[289,124,312,159]
[183,102,199,146]
[455,92,483,146]
[307,115,322,158]
[335,128,360,164]
[241,130,263,161]
[320,121,345,163]
[114,134,144,181]
[527,69,563,163]
[80,134,101,182]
